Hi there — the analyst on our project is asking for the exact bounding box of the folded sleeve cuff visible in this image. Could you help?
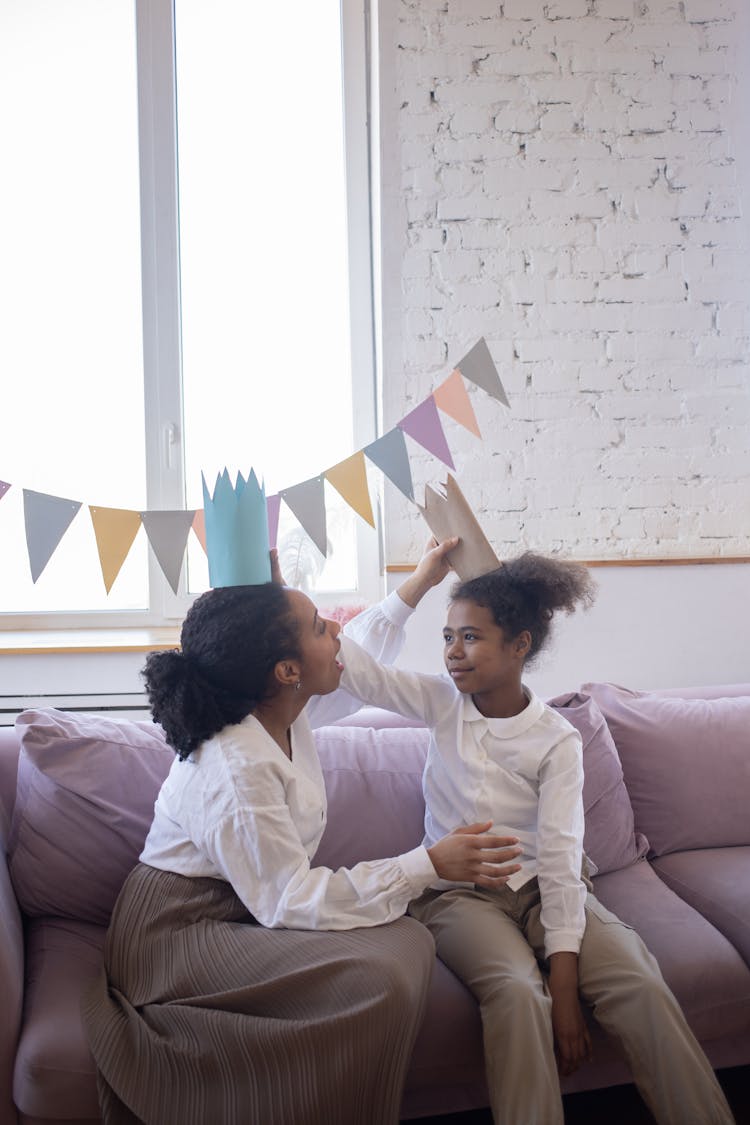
[381,589,416,628]
[398,845,437,892]
[545,930,584,958]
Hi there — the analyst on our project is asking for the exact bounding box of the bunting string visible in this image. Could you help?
[0,338,508,594]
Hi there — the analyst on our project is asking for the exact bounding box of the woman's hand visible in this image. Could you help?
[548,953,592,1076]
[397,536,460,609]
[270,548,285,585]
[427,822,522,887]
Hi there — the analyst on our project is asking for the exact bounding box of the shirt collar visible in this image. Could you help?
[462,685,544,738]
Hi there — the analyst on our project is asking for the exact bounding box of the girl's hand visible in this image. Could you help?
[548,953,592,1076]
[398,536,460,609]
[427,822,522,887]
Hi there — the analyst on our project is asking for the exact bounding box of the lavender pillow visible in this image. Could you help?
[314,724,429,869]
[9,709,172,924]
[583,683,750,856]
[547,692,649,875]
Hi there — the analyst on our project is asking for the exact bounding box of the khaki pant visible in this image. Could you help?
[410,880,734,1125]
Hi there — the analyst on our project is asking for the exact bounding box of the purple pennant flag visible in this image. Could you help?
[364,429,414,501]
[398,395,455,470]
[280,476,328,557]
[23,490,83,583]
[0,481,11,501]
[140,510,196,594]
[267,493,281,550]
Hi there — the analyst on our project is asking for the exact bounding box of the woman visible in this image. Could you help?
[83,540,522,1125]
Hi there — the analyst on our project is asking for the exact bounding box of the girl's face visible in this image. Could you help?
[284,588,343,696]
[443,599,526,696]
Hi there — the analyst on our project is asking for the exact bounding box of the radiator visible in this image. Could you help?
[0,692,151,727]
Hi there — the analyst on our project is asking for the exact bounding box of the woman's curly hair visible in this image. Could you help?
[451,552,596,665]
[142,584,300,760]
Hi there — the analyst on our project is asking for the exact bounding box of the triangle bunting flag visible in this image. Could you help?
[140,510,197,594]
[398,395,455,470]
[281,477,327,557]
[23,490,83,583]
[364,429,415,501]
[456,337,509,407]
[89,506,143,593]
[192,509,207,554]
[434,369,482,438]
[325,451,375,527]
[267,493,281,551]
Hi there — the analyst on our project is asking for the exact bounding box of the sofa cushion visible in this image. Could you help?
[13,916,102,1119]
[583,683,750,856]
[592,860,750,1045]
[652,847,750,968]
[9,709,172,924]
[314,724,430,869]
[547,692,649,875]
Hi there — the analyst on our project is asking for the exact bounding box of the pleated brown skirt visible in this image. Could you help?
[82,863,435,1125]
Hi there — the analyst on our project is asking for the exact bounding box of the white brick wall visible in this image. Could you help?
[375,0,750,563]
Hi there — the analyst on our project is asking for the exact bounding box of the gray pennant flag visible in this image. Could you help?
[140,510,196,594]
[280,476,328,557]
[23,489,82,582]
[456,337,509,408]
[364,429,415,501]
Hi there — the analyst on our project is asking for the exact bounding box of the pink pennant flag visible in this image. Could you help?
[267,494,281,550]
[398,395,455,470]
[434,370,482,438]
[0,481,11,501]
[192,509,207,554]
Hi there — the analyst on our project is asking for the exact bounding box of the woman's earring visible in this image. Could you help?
[294,680,302,692]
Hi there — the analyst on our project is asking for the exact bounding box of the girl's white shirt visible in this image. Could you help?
[139,591,436,930]
[340,600,588,958]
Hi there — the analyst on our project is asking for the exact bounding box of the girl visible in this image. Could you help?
[342,550,735,1125]
[82,541,521,1125]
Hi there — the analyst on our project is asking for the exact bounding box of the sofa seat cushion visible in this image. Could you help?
[583,684,750,856]
[14,916,103,1120]
[651,846,750,969]
[592,859,750,1044]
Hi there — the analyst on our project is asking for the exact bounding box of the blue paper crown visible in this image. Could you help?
[201,468,272,588]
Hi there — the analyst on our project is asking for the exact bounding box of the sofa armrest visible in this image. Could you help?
[0,727,22,1123]
[0,849,23,1124]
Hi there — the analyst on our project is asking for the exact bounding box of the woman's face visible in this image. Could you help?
[284,588,343,696]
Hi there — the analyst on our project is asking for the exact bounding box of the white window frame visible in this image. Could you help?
[0,0,380,632]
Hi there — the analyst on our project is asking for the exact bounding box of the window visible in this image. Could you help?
[0,0,378,628]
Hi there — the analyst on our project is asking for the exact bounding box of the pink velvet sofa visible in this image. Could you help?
[1,681,749,1124]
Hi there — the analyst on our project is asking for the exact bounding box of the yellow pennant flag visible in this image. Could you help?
[434,369,482,438]
[325,451,375,527]
[89,506,143,593]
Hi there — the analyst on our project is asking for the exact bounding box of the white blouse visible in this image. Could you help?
[140,592,436,930]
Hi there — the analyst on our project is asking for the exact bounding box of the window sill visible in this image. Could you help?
[0,627,181,656]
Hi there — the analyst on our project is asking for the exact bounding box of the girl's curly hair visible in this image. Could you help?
[450,552,596,665]
[142,584,300,760]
